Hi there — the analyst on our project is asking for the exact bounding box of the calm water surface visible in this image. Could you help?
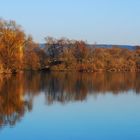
[0,72,140,140]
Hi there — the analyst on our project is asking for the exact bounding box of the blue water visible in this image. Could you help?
[0,72,140,140]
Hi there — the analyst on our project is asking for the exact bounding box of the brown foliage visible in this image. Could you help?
[0,19,25,73]
[0,19,139,73]
[24,36,41,70]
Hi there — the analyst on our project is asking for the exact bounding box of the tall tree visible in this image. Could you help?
[0,19,26,73]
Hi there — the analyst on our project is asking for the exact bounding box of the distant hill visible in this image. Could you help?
[39,43,136,50]
[39,43,46,49]
[87,44,135,50]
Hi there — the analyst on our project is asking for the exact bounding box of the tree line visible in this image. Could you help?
[0,19,140,73]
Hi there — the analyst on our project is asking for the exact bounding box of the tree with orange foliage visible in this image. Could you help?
[24,36,41,70]
[0,19,26,73]
[73,41,88,63]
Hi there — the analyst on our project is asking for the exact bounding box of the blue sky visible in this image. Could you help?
[0,0,140,45]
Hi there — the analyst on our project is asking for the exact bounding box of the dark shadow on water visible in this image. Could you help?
[0,72,140,128]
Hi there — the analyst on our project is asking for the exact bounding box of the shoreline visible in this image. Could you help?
[0,69,140,75]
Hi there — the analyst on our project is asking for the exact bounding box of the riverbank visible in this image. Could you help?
[0,68,140,74]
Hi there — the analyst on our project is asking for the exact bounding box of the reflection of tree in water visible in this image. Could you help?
[0,72,140,127]
[42,72,140,104]
[43,73,88,104]
[0,74,32,128]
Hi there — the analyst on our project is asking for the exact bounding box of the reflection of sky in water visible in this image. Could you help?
[1,90,140,140]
